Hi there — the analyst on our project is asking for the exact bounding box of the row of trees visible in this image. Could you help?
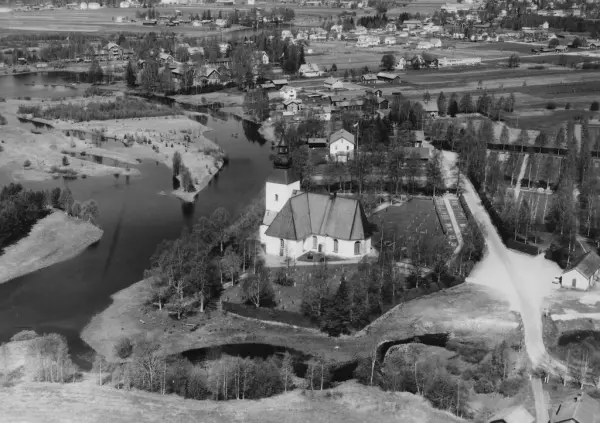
[432,91,516,119]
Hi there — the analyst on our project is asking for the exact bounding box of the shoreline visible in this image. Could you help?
[0,211,103,285]
[1,98,224,201]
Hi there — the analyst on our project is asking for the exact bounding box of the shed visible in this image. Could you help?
[561,251,600,290]
[376,72,401,84]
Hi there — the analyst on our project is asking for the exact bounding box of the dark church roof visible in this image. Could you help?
[266,168,300,185]
[265,192,371,241]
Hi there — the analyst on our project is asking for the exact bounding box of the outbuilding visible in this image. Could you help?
[560,251,600,290]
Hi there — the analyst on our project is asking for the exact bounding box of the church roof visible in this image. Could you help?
[265,192,371,241]
[266,168,299,185]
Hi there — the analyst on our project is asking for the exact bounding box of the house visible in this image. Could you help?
[281,30,293,40]
[429,38,442,48]
[418,100,439,117]
[259,143,372,259]
[384,36,396,45]
[254,50,269,65]
[488,405,535,423]
[283,99,303,114]
[438,57,481,67]
[560,251,600,290]
[377,72,401,84]
[88,1,100,9]
[158,52,175,65]
[315,106,332,121]
[105,42,123,60]
[395,57,406,70]
[329,128,355,162]
[215,18,229,28]
[280,85,297,100]
[194,66,220,86]
[401,146,431,161]
[361,73,378,85]
[376,97,389,109]
[324,77,344,90]
[403,19,421,29]
[299,63,322,77]
[272,79,289,89]
[385,22,396,32]
[551,392,599,423]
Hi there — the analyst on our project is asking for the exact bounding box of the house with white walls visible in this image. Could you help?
[259,142,372,259]
[280,85,297,100]
[329,128,355,162]
[560,251,600,290]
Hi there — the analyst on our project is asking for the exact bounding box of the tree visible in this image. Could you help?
[71,201,82,218]
[125,60,137,88]
[320,276,352,336]
[88,60,104,84]
[459,93,474,114]
[81,199,100,225]
[221,248,242,284]
[301,262,330,322]
[172,151,182,177]
[280,351,294,392]
[58,187,74,213]
[241,268,274,308]
[422,91,431,104]
[500,125,510,147]
[549,38,559,49]
[437,92,447,117]
[62,155,69,166]
[448,92,459,117]
[591,101,600,111]
[330,63,337,71]
[426,150,445,196]
[508,53,520,68]
[380,54,396,71]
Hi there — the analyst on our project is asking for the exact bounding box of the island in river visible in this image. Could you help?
[0,94,224,285]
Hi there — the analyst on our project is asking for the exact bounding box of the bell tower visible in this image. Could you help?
[265,139,300,214]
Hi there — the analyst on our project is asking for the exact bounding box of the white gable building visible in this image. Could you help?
[329,128,355,162]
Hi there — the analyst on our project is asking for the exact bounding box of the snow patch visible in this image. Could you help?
[551,310,600,321]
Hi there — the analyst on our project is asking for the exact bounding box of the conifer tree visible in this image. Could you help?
[320,276,352,337]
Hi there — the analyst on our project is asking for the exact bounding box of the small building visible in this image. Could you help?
[324,77,344,90]
[488,405,535,423]
[384,36,396,45]
[551,392,599,423]
[403,19,421,29]
[194,67,220,86]
[105,42,123,60]
[429,38,442,48]
[329,128,355,162]
[254,50,269,65]
[283,99,303,114]
[298,63,322,77]
[272,79,289,89]
[395,57,406,70]
[307,137,328,148]
[376,72,401,84]
[401,146,431,161]
[418,100,439,118]
[361,73,378,85]
[158,52,175,65]
[280,85,297,100]
[376,97,389,109]
[560,251,600,290]
[88,2,100,9]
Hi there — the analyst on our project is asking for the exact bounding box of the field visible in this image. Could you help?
[371,198,445,250]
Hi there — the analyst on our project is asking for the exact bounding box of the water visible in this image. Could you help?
[0,99,273,356]
[0,72,87,99]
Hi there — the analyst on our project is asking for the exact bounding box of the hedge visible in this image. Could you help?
[506,239,540,255]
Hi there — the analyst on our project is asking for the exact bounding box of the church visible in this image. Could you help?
[259,140,372,259]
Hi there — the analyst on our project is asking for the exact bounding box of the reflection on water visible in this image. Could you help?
[0,108,272,360]
[0,72,87,99]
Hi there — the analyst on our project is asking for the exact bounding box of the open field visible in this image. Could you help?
[0,378,467,423]
[0,211,103,285]
[82,276,518,364]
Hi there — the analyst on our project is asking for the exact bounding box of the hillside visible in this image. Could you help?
[0,379,467,423]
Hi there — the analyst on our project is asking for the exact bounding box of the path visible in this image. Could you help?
[514,153,530,200]
[531,377,550,423]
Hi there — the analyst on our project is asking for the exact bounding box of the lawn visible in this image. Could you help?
[371,198,446,254]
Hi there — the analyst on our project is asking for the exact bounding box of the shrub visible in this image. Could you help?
[546,101,556,110]
[0,114,6,125]
[62,155,69,166]
[0,97,5,102]
[498,377,525,396]
[446,339,489,364]
[565,102,571,110]
[10,330,38,342]
[23,159,31,167]
[114,337,133,359]
[591,101,600,111]
[274,268,294,286]
[473,377,496,394]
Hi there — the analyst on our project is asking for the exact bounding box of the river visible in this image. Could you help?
[0,75,273,358]
[0,71,88,99]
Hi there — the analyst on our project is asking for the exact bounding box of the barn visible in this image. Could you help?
[560,251,600,290]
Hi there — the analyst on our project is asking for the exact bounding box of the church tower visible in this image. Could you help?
[265,139,300,214]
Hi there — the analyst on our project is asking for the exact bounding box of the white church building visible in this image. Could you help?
[259,141,372,259]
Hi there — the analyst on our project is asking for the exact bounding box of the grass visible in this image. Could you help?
[0,378,467,423]
[0,211,103,285]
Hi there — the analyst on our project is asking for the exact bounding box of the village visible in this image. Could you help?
[2,0,600,422]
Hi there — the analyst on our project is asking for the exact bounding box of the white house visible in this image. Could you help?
[260,145,372,259]
[254,50,269,65]
[80,2,88,8]
[119,1,130,7]
[560,251,600,290]
[299,63,321,77]
[329,128,355,162]
[429,38,442,48]
[280,85,297,100]
[87,2,100,9]
[395,57,406,70]
[324,77,343,90]
[384,36,396,45]
[281,30,293,40]
[215,19,228,28]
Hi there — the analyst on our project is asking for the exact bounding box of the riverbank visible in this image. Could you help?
[0,211,103,285]
[1,98,224,201]
[81,276,519,363]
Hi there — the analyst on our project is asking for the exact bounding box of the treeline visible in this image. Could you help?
[145,199,265,319]
[17,97,179,122]
[502,14,600,35]
[0,183,101,252]
[356,13,390,29]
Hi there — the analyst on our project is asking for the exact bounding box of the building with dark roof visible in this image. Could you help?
[259,141,372,259]
[488,405,534,423]
[561,251,600,290]
[551,392,600,423]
